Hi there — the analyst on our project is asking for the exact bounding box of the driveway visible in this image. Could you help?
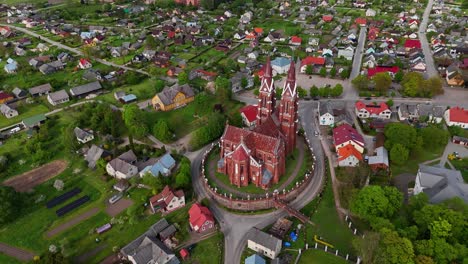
[105,198,133,217]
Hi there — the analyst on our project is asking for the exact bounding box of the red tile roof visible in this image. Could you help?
[232,144,250,161]
[79,58,90,65]
[355,18,367,25]
[149,185,184,209]
[290,36,302,44]
[222,124,281,154]
[254,27,263,34]
[355,101,390,115]
[301,56,325,66]
[338,144,363,161]
[189,203,214,229]
[367,66,400,78]
[404,39,421,49]
[0,92,13,101]
[333,124,364,147]
[448,107,468,123]
[322,15,333,22]
[240,105,258,123]
[179,249,189,259]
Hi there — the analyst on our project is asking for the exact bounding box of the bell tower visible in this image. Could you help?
[256,57,275,125]
[279,60,298,155]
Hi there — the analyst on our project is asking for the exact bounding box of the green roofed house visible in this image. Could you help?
[22,114,46,128]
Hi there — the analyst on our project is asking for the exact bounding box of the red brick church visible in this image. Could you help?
[217,57,298,189]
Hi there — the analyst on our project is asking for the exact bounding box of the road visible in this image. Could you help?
[419,0,437,78]
[346,26,367,100]
[0,24,150,76]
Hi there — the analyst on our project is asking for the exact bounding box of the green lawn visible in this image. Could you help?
[451,158,468,182]
[391,146,445,176]
[97,79,157,105]
[0,103,49,128]
[183,233,223,264]
[298,250,348,264]
[0,253,22,264]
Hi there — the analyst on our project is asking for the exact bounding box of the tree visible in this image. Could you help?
[429,218,452,239]
[352,75,369,91]
[254,75,260,86]
[390,144,409,165]
[215,77,232,102]
[394,70,404,83]
[373,72,392,94]
[386,99,394,107]
[0,155,8,172]
[384,123,420,151]
[175,159,191,189]
[401,72,424,97]
[178,71,189,85]
[146,35,157,49]
[123,105,149,138]
[310,85,320,97]
[330,67,337,77]
[319,67,327,77]
[340,68,349,79]
[419,126,449,150]
[62,124,79,152]
[142,173,164,194]
[377,228,415,264]
[414,255,435,264]
[297,86,307,98]
[154,79,165,93]
[331,84,343,97]
[0,186,21,226]
[351,185,402,220]
[36,251,70,264]
[153,120,172,142]
[126,71,141,85]
[305,65,313,75]
[425,77,443,96]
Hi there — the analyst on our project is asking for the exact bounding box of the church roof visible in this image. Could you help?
[222,125,282,154]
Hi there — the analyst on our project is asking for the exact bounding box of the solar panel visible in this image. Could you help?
[56,195,90,217]
[46,188,82,209]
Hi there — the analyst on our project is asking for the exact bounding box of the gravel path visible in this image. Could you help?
[46,207,100,238]
[0,243,35,262]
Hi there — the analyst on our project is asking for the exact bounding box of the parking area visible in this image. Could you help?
[105,198,134,217]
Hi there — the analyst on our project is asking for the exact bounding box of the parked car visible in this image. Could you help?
[108,193,123,204]
[9,127,20,134]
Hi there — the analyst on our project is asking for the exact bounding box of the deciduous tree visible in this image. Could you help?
[352,75,369,91]
[390,144,409,165]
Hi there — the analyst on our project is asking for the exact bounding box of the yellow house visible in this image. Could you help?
[151,84,195,111]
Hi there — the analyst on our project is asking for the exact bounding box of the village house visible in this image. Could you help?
[368,146,389,172]
[29,83,52,97]
[106,150,139,179]
[337,46,355,61]
[4,58,18,74]
[337,144,363,167]
[22,114,47,129]
[452,136,468,147]
[47,90,69,106]
[247,228,282,260]
[84,144,111,169]
[139,153,176,177]
[414,165,468,203]
[77,58,92,69]
[239,105,257,128]
[355,101,392,119]
[69,81,102,98]
[444,107,468,128]
[74,127,94,144]
[271,57,291,75]
[0,91,14,104]
[318,101,350,126]
[151,84,195,111]
[300,56,325,73]
[333,124,365,153]
[12,88,27,98]
[188,203,215,233]
[398,103,419,121]
[0,104,18,118]
[149,185,185,214]
[245,254,266,264]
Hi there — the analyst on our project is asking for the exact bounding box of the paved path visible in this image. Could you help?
[46,207,100,238]
[206,138,305,199]
[0,243,35,262]
[0,24,150,76]
[419,0,437,78]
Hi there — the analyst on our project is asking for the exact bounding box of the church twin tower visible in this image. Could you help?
[257,57,298,155]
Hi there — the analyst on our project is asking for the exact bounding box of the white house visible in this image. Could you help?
[366,9,376,17]
[106,150,139,179]
[444,107,468,128]
[337,145,362,167]
[271,57,291,75]
[47,90,70,106]
[337,46,354,61]
[355,101,392,119]
[149,185,185,213]
[78,58,92,69]
[74,127,94,144]
[247,228,282,260]
[0,104,18,118]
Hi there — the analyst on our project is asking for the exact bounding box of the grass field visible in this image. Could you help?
[184,233,224,264]
[0,253,22,264]
[298,250,348,264]
[0,103,49,129]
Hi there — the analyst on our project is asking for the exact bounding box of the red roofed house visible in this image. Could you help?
[300,56,325,73]
[368,27,380,41]
[355,101,392,119]
[355,18,367,26]
[218,58,298,188]
[240,105,258,128]
[404,39,421,51]
[333,124,365,153]
[189,203,215,233]
[149,185,185,214]
[254,27,264,35]
[367,66,399,78]
[444,107,468,129]
[78,58,92,69]
[179,248,189,260]
[0,91,14,104]
[290,36,302,46]
[338,144,363,167]
[322,15,333,22]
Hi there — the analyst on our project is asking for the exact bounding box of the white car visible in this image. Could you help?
[108,193,123,204]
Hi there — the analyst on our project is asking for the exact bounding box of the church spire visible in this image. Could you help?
[259,56,274,93]
[282,59,296,98]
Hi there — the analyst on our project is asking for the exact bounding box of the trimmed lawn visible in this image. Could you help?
[391,146,445,176]
[97,79,157,105]
[0,253,22,264]
[0,103,49,128]
[184,233,224,264]
[299,250,348,264]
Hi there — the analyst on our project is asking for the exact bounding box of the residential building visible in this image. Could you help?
[84,144,111,169]
[151,84,195,111]
[246,254,266,264]
[368,146,389,171]
[188,203,215,233]
[247,228,282,259]
[74,127,94,144]
[78,58,92,69]
[22,114,46,129]
[337,46,354,60]
[271,57,291,75]
[452,136,468,146]
[0,91,14,104]
[398,103,419,121]
[333,124,365,153]
[121,219,180,264]
[12,87,27,98]
[318,101,349,126]
[355,101,392,119]
[70,81,102,97]
[300,56,325,72]
[0,104,18,118]
[139,153,176,177]
[444,107,468,128]
[418,104,445,124]
[337,145,362,167]
[414,165,468,203]
[239,105,257,128]
[218,58,297,188]
[149,185,185,214]
[367,66,399,78]
[29,83,52,97]
[106,150,138,179]
[47,90,70,106]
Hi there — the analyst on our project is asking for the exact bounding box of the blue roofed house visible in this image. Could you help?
[121,94,137,104]
[271,57,291,75]
[4,58,18,74]
[245,254,266,264]
[140,153,176,177]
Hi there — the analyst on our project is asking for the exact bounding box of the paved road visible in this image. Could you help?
[0,24,150,76]
[0,243,35,262]
[346,26,367,100]
[419,0,437,78]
